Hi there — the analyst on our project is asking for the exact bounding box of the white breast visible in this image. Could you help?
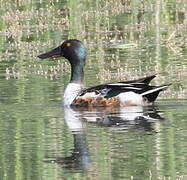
[63,83,83,106]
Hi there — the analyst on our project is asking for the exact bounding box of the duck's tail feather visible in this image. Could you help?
[141,84,171,102]
[137,74,157,84]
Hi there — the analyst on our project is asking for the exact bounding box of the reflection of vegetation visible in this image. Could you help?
[0,0,187,179]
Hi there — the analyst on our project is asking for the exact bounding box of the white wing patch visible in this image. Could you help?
[108,83,134,86]
[80,92,98,98]
[120,87,142,90]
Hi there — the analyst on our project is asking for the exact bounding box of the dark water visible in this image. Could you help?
[0,0,187,180]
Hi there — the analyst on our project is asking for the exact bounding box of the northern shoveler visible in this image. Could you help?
[38,39,170,107]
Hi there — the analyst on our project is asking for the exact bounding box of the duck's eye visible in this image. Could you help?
[66,43,71,47]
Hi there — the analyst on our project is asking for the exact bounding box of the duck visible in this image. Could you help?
[38,39,170,107]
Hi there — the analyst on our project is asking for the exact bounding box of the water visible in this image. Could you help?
[0,0,187,180]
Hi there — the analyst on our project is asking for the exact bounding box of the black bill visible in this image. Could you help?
[37,46,62,59]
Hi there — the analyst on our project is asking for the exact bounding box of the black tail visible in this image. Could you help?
[141,84,171,102]
[139,75,156,84]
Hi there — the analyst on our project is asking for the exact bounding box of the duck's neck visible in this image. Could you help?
[70,63,84,84]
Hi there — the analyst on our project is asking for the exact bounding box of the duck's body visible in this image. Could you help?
[38,39,170,107]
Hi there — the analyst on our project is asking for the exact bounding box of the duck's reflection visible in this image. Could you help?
[47,133,91,170]
[44,108,91,171]
[45,105,164,171]
[74,106,164,131]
